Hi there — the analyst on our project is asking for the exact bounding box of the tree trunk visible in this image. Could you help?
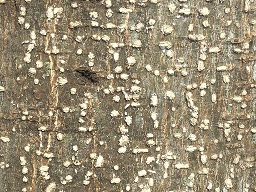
[0,0,255,191]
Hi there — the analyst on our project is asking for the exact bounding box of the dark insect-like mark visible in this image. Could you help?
[75,67,99,83]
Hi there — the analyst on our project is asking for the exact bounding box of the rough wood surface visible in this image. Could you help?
[0,0,255,191]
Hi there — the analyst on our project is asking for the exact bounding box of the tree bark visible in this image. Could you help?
[0,0,256,191]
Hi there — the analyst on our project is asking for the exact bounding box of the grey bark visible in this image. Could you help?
[0,0,256,191]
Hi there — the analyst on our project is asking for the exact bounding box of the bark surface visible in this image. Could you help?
[0,0,256,191]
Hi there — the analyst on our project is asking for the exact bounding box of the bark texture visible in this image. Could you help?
[0,0,256,191]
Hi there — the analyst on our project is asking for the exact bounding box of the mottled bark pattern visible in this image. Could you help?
[0,0,256,191]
